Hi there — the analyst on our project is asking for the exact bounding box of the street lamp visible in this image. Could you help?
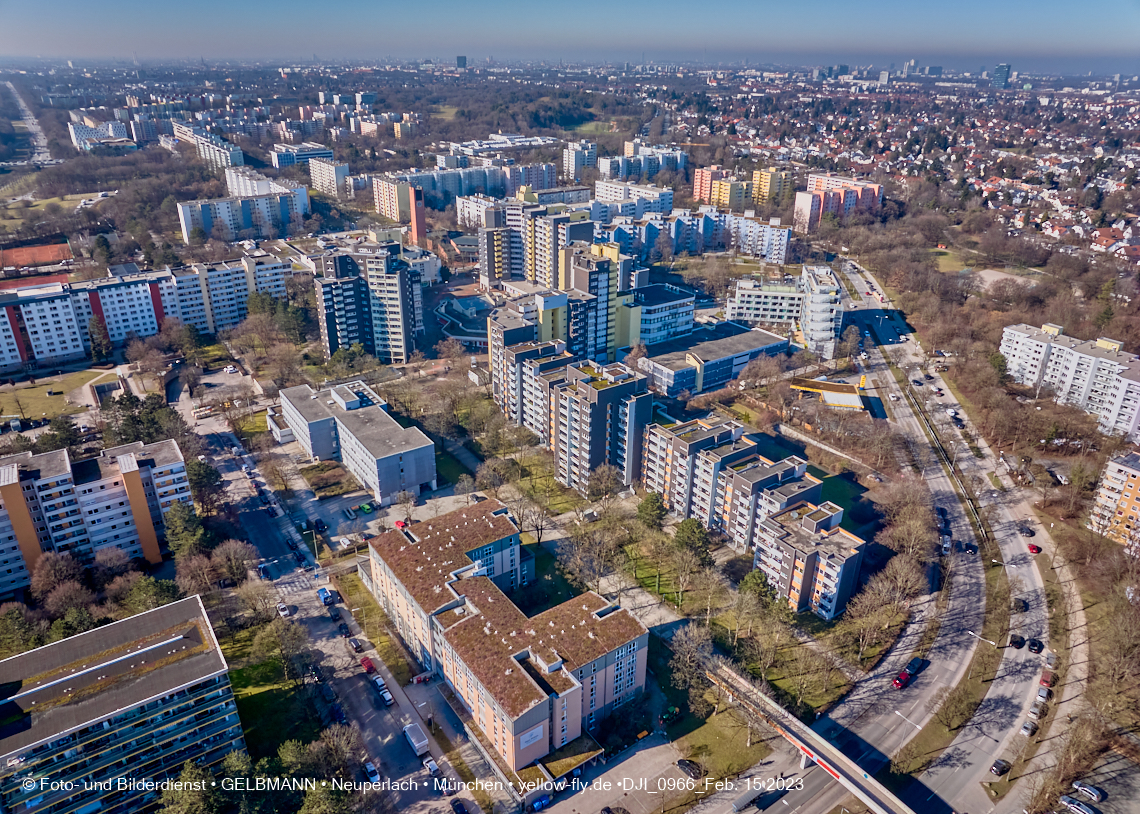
[991,558,1009,567]
[967,630,997,647]
[894,710,921,730]
[417,700,436,734]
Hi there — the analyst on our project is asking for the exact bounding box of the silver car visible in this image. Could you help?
[1059,795,1096,814]
[1071,782,1104,803]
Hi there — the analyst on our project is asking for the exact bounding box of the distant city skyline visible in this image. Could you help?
[2,0,1138,75]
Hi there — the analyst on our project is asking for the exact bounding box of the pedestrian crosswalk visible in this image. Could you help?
[276,574,315,596]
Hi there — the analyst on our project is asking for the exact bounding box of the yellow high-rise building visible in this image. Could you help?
[710,178,753,211]
[752,168,792,203]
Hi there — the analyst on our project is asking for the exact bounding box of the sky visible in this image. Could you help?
[1,0,1138,75]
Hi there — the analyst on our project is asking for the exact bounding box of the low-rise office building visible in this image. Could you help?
[0,596,245,814]
[270,141,334,168]
[279,381,436,505]
[635,322,788,397]
[367,500,647,773]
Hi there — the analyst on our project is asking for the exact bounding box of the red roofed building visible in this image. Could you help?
[367,499,648,776]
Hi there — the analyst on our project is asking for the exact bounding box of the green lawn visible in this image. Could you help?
[298,461,361,498]
[222,627,322,759]
[334,573,414,685]
[509,537,580,615]
[0,369,106,419]
[434,105,460,120]
[435,449,471,485]
[570,120,614,134]
[199,342,231,367]
[929,247,973,274]
[0,194,90,225]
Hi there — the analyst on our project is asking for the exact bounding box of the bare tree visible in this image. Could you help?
[454,474,475,504]
[211,539,259,585]
[176,555,215,596]
[312,724,364,781]
[396,490,416,524]
[235,580,276,621]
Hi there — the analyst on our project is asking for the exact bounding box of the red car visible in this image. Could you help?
[1027,544,1042,554]
[892,670,912,689]
[360,657,375,674]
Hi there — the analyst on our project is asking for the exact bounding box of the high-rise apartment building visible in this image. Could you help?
[0,440,190,599]
[724,266,842,359]
[641,417,823,552]
[309,156,350,198]
[999,323,1140,440]
[192,133,244,171]
[594,181,674,214]
[709,178,753,211]
[793,174,883,233]
[176,176,310,244]
[992,63,1012,89]
[0,597,245,814]
[527,361,652,495]
[693,166,730,204]
[562,140,597,181]
[752,168,792,203]
[270,141,334,168]
[310,245,423,363]
[753,501,865,619]
[1089,451,1140,548]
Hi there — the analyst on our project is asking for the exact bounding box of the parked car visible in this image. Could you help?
[330,705,347,725]
[1009,634,1026,649]
[360,657,375,674]
[370,675,387,693]
[364,762,381,783]
[990,759,1011,776]
[1028,700,1048,720]
[1059,795,1096,814]
[348,638,363,653]
[923,374,934,381]
[892,669,912,689]
[1037,686,1053,702]
[380,689,394,706]
[338,623,351,638]
[905,657,924,675]
[276,603,290,617]
[423,757,440,776]
[1020,720,1039,737]
[314,519,328,532]
[677,759,704,779]
[1046,652,1059,669]
[451,800,468,814]
[257,564,270,580]
[1028,544,1042,554]
[1071,781,1104,803]
[1018,525,1036,537]
[1040,670,1055,687]
[328,607,341,621]
[1013,598,1029,613]
[911,379,924,387]
[1028,639,1045,654]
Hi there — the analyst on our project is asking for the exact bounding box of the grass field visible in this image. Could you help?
[929,247,973,274]
[570,120,614,134]
[334,573,414,685]
[0,369,105,419]
[0,194,91,226]
[222,626,322,759]
[298,460,360,498]
[434,105,460,120]
[435,449,471,485]
[199,343,232,367]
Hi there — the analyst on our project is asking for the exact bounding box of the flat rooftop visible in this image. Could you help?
[281,382,433,460]
[0,596,226,759]
[646,322,787,370]
[633,284,695,308]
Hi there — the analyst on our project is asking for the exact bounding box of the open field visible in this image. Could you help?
[222,625,322,759]
[0,369,105,419]
[928,247,973,274]
[0,194,93,226]
[570,120,615,134]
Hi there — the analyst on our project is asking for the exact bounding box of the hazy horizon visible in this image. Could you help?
[2,0,1138,76]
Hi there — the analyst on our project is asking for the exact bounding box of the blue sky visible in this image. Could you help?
[1,0,1138,74]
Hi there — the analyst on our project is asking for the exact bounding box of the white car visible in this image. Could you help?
[339,537,352,549]
[276,603,290,617]
[364,761,381,783]
[380,689,394,706]
[1071,782,1104,803]
[423,757,440,776]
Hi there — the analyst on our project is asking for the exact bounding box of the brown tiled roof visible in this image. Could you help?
[442,577,646,719]
[368,499,519,614]
[370,499,647,720]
